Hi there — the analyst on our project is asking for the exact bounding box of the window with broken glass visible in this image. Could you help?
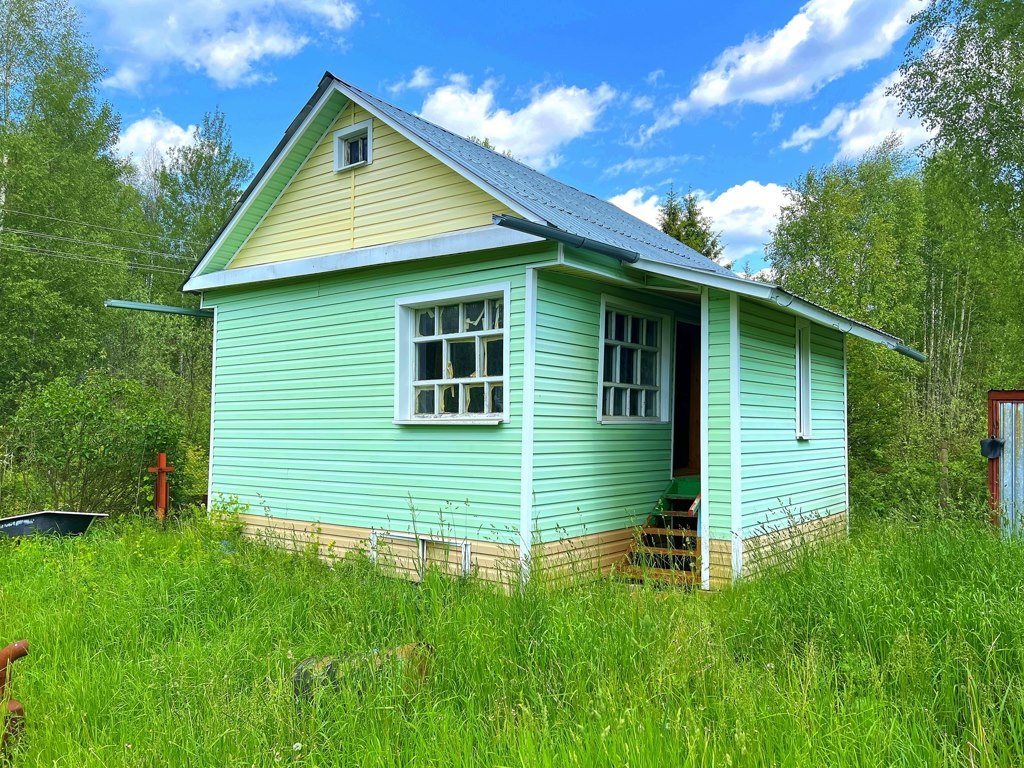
[410,296,505,418]
[601,308,662,420]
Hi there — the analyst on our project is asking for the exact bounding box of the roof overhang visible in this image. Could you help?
[182,226,544,293]
[628,257,926,361]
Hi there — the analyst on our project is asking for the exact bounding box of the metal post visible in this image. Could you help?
[147,452,176,523]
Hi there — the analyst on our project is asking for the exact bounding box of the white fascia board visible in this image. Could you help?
[327,82,545,226]
[629,257,919,356]
[189,85,343,282]
[183,226,543,293]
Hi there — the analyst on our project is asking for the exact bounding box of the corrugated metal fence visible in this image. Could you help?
[989,392,1024,536]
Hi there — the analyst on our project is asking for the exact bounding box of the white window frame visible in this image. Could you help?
[795,319,812,439]
[597,295,672,425]
[333,119,373,172]
[394,282,511,425]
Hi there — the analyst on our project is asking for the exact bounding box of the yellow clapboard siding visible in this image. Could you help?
[228,102,515,269]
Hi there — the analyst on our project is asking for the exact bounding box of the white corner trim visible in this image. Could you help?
[699,288,710,590]
[729,293,743,581]
[183,226,543,292]
[520,266,540,584]
[206,304,219,510]
[842,333,851,535]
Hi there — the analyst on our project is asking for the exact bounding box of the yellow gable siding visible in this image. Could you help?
[228,103,514,269]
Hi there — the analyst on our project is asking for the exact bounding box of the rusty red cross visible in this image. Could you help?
[147,452,176,522]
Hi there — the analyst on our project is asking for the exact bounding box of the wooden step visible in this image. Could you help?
[619,564,698,586]
[657,509,698,519]
[641,527,697,537]
[633,546,697,556]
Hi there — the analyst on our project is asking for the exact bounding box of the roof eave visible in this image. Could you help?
[185,72,342,285]
[630,256,927,361]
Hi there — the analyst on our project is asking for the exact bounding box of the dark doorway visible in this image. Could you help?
[672,322,700,477]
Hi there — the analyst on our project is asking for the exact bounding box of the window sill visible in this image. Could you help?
[598,417,669,426]
[335,160,369,173]
[394,417,505,426]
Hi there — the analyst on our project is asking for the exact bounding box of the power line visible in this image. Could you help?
[1,241,187,275]
[0,206,201,248]
[2,227,195,262]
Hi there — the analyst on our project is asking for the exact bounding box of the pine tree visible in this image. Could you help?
[657,186,725,262]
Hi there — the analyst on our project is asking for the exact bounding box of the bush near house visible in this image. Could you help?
[0,510,1020,766]
[0,375,186,517]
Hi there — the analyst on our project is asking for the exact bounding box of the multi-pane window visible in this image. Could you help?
[601,307,663,420]
[410,296,505,418]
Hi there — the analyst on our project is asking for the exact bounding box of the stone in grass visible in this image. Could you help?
[293,643,433,703]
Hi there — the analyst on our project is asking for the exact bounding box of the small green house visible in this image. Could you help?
[183,73,924,588]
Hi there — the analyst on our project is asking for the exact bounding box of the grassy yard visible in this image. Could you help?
[1,513,1022,767]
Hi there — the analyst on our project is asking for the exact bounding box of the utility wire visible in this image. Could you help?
[0,206,201,247]
[2,227,195,262]
[1,241,187,275]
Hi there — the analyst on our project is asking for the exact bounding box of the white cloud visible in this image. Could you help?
[631,95,655,112]
[642,0,921,138]
[700,181,789,262]
[646,69,665,86]
[609,187,661,227]
[86,0,358,89]
[781,106,847,151]
[610,181,788,264]
[116,113,196,162]
[418,77,616,171]
[389,66,435,93]
[603,155,696,178]
[782,72,930,157]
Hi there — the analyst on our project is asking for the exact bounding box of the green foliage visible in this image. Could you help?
[2,374,183,515]
[658,185,725,262]
[0,516,1022,764]
[895,0,1024,208]
[0,3,258,512]
[154,109,253,266]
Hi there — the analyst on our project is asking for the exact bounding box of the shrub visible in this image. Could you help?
[2,373,184,515]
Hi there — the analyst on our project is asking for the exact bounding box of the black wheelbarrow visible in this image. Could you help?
[0,511,108,538]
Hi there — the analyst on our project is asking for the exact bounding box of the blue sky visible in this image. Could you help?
[77,0,929,271]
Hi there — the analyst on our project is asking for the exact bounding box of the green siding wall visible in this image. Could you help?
[706,289,733,540]
[531,271,677,542]
[205,248,553,545]
[738,299,848,537]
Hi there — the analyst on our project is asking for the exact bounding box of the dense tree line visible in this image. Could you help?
[1,0,1018,518]
[0,0,249,514]
[768,0,1024,513]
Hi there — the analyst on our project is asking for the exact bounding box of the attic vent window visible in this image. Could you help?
[334,120,373,171]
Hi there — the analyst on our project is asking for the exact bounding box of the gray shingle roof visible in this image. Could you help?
[334,75,735,277]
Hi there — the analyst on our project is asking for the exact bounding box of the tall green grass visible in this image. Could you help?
[0,514,1021,766]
